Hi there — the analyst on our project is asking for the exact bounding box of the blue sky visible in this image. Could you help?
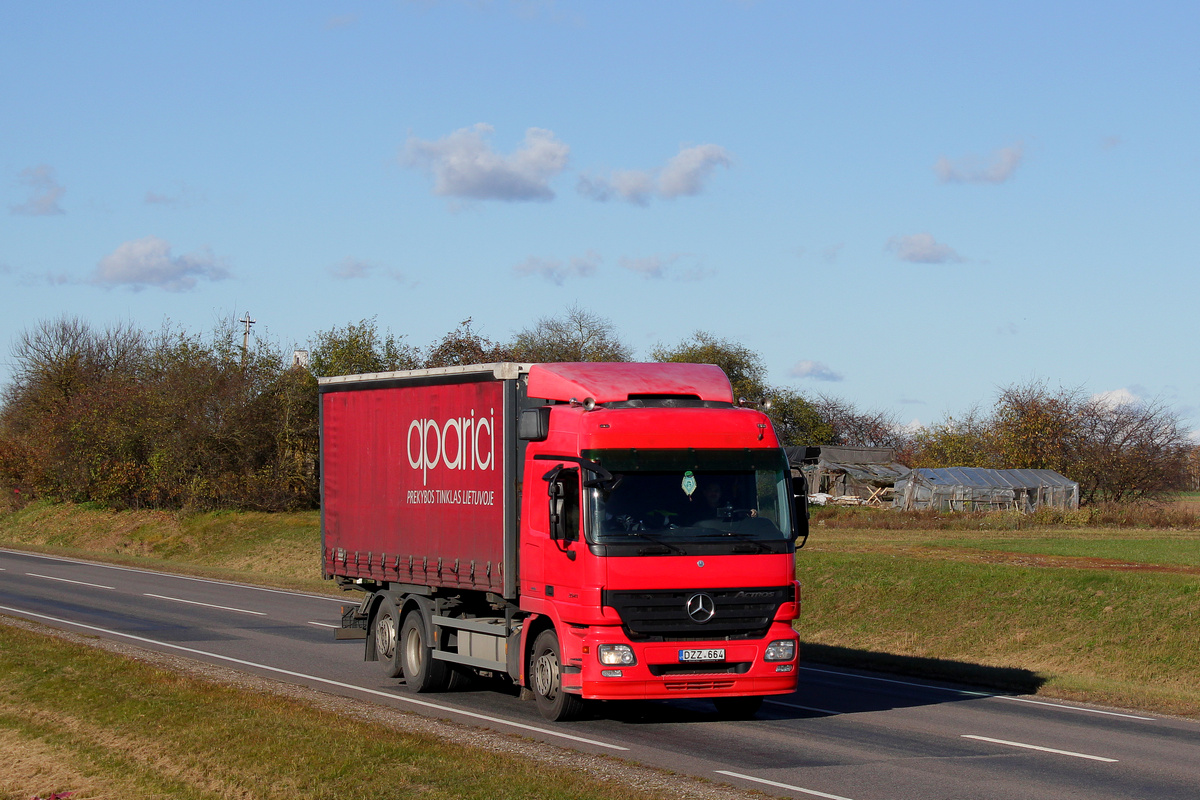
[2,1,1197,435]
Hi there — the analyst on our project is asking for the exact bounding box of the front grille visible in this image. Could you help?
[648,662,752,677]
[601,586,788,640]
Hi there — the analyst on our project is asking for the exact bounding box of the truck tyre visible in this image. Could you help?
[374,602,403,679]
[713,695,764,719]
[530,630,585,722]
[401,611,451,693]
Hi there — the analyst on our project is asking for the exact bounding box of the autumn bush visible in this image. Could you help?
[0,316,319,511]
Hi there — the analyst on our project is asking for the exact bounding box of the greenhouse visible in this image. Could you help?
[893,467,1080,513]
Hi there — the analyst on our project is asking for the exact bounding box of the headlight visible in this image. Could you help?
[764,639,795,662]
[598,644,637,666]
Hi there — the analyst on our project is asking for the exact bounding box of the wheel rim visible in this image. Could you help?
[376,613,396,660]
[404,621,424,675]
[534,648,560,700]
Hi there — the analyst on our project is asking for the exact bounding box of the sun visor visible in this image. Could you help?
[527,362,734,404]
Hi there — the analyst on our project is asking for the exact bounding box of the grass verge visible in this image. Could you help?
[796,527,1200,717]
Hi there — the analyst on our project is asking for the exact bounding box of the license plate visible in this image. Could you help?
[679,648,725,662]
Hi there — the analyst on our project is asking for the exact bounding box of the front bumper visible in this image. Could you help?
[570,621,800,701]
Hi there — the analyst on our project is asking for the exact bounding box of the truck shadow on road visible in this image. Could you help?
[595,644,1047,725]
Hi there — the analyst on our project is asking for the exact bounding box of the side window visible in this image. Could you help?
[549,467,580,542]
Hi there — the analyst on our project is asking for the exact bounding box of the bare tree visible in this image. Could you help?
[511,305,633,363]
[810,395,907,449]
[1073,396,1191,503]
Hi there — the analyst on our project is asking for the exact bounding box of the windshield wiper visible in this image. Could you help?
[694,526,771,552]
[626,531,686,556]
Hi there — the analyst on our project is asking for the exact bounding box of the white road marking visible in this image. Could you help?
[961,734,1118,762]
[307,621,339,628]
[1,548,345,603]
[0,604,630,753]
[144,593,266,616]
[766,699,842,715]
[26,572,115,590]
[716,770,857,800]
[799,665,1156,721]
[991,695,1154,720]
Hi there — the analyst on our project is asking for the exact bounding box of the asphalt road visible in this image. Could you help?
[2,547,1198,800]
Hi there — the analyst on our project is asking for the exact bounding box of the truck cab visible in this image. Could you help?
[516,363,804,719]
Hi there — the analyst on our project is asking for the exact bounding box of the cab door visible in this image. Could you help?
[520,458,585,611]
[540,464,587,619]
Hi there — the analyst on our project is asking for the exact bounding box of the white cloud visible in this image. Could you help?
[618,253,689,280]
[788,360,844,382]
[887,233,966,264]
[10,164,65,215]
[144,184,200,209]
[1091,387,1141,409]
[513,249,600,285]
[329,258,375,280]
[659,144,732,197]
[403,123,569,202]
[578,169,657,205]
[578,143,732,205]
[328,257,407,282]
[91,236,231,292]
[617,253,710,281]
[934,142,1025,184]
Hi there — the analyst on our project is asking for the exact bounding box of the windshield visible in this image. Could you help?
[583,449,793,545]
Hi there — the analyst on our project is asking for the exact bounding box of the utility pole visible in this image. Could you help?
[241,312,256,358]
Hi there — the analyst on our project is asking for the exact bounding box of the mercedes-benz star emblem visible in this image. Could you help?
[685,592,716,623]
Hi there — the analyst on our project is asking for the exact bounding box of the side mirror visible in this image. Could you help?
[519,407,551,441]
[791,471,810,549]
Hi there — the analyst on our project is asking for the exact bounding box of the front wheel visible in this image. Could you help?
[530,630,585,721]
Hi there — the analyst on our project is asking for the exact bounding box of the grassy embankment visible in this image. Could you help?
[2,499,1199,721]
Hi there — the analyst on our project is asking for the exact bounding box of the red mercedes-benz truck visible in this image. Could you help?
[321,362,806,720]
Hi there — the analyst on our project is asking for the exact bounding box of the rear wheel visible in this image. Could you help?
[530,630,585,721]
[374,602,403,679]
[401,611,451,693]
[713,695,764,719]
